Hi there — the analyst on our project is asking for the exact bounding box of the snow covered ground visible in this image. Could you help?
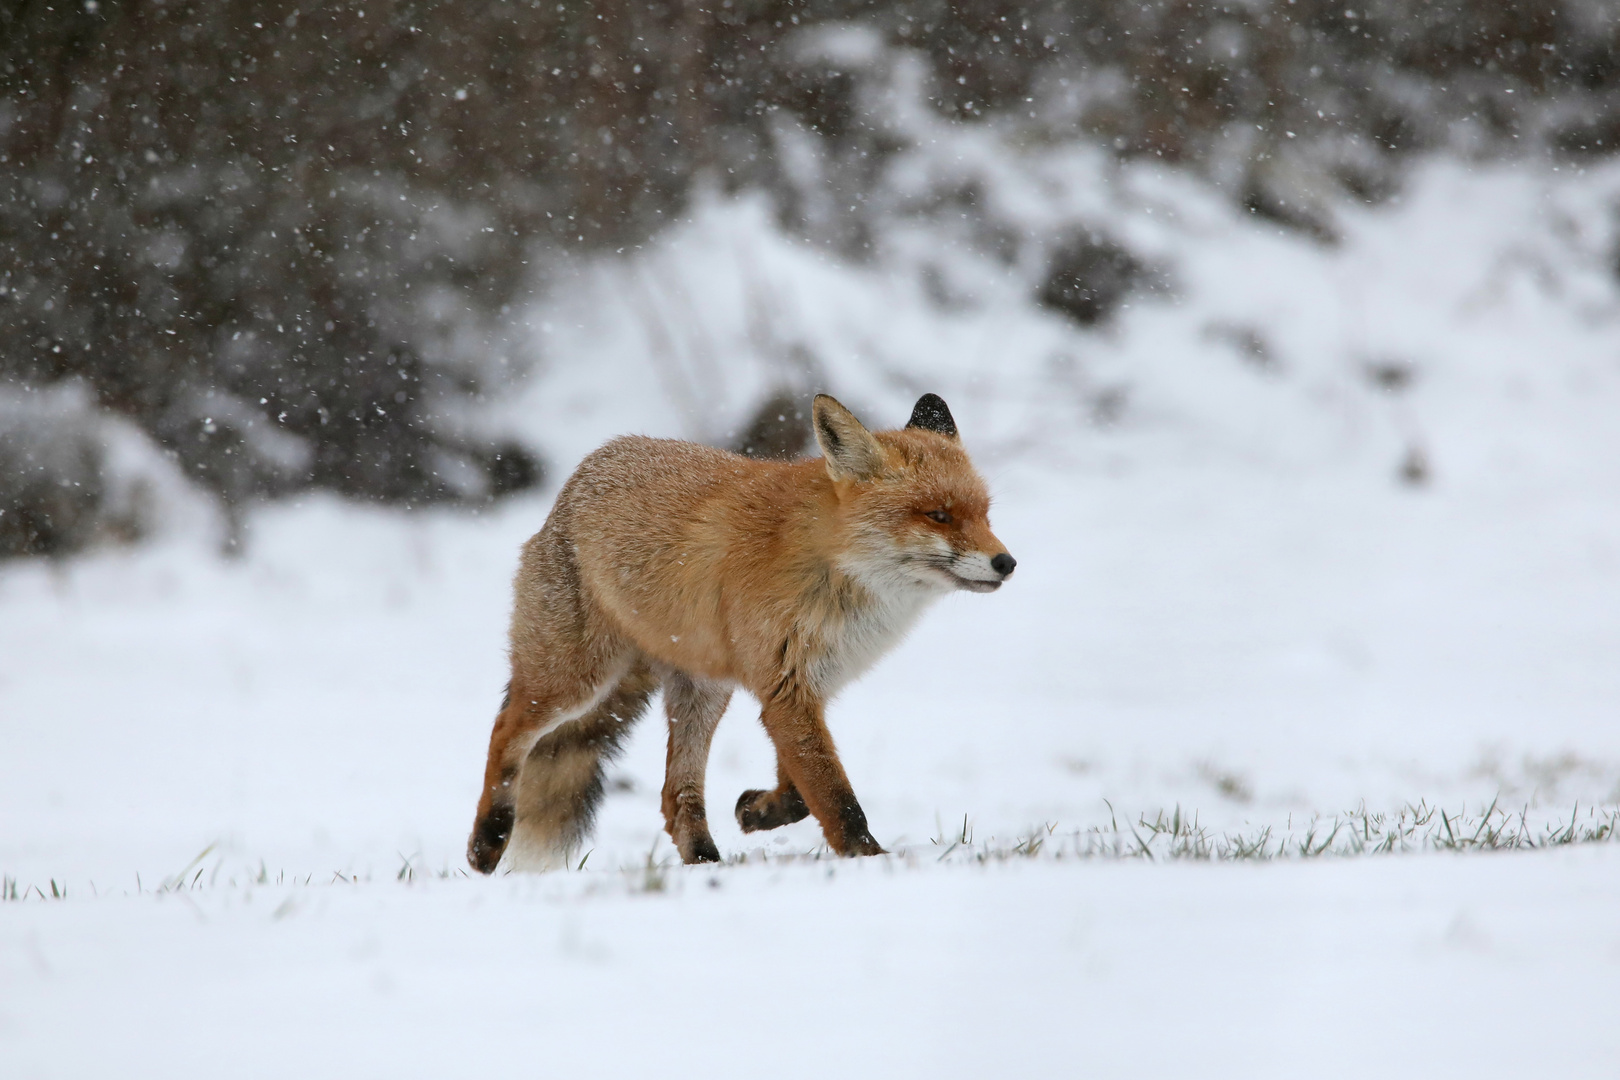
[5,850,1618,1077]
[5,158,1620,1076]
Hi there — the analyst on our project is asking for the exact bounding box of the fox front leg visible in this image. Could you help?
[756,690,885,857]
[735,759,810,833]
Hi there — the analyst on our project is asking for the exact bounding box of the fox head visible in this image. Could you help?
[813,393,1016,595]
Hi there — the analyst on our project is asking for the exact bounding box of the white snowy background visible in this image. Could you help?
[5,144,1620,1076]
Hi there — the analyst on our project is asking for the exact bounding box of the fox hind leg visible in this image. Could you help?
[661,671,731,864]
[500,661,658,871]
[467,656,655,873]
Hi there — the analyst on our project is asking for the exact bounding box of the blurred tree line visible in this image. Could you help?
[2,0,1617,557]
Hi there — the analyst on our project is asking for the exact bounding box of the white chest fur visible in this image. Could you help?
[808,583,940,698]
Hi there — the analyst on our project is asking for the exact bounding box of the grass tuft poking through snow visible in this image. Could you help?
[11,799,1611,905]
[952,799,1620,864]
[721,800,1620,869]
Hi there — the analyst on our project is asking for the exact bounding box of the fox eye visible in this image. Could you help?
[924,509,952,525]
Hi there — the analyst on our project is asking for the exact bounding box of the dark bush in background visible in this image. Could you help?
[3,0,1617,557]
[1039,233,1152,327]
[0,399,108,557]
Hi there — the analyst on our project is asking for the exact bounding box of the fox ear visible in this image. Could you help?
[905,393,958,439]
[812,394,885,481]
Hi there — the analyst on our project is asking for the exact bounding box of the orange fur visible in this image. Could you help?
[468,393,1015,871]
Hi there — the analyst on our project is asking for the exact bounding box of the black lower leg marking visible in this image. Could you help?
[686,833,721,864]
[837,798,883,856]
[468,803,514,874]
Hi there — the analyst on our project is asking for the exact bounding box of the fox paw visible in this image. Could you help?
[668,804,722,865]
[735,786,810,833]
[678,833,722,864]
[839,832,887,857]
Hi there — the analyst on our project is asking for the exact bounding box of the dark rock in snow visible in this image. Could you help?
[732,389,813,461]
[1038,233,1149,327]
[0,398,115,559]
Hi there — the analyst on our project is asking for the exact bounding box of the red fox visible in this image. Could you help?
[467,393,1015,871]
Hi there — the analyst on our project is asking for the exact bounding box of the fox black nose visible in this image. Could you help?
[990,552,1016,576]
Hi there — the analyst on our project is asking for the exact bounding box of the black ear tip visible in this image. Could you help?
[906,393,957,437]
